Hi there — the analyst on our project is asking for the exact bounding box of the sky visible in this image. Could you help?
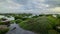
[0,0,60,14]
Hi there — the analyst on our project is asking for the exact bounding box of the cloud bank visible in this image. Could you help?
[0,0,60,14]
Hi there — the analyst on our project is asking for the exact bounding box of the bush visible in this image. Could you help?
[47,16,59,26]
[0,22,6,25]
[0,28,9,34]
[15,19,23,24]
[48,30,60,34]
[0,25,9,34]
[19,16,55,34]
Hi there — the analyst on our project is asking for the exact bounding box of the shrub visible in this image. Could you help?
[15,19,23,24]
[0,22,6,25]
[19,16,55,34]
[0,25,9,34]
[48,30,60,34]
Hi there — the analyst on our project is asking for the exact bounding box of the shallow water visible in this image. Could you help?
[6,23,36,34]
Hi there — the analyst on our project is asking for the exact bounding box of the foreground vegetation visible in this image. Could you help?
[0,26,9,34]
[13,14,60,34]
[19,16,60,34]
[0,14,60,34]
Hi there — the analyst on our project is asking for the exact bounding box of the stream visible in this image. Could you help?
[6,23,36,34]
[5,16,36,34]
[0,15,58,34]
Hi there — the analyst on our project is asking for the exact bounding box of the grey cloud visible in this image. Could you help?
[45,0,60,8]
[12,0,28,5]
[0,0,60,14]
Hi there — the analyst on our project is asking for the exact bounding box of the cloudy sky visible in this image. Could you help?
[0,0,60,14]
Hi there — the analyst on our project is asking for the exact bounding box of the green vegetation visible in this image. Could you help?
[19,16,58,34]
[0,27,9,34]
[13,14,60,34]
[0,14,60,34]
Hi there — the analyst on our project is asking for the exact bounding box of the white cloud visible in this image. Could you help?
[37,4,49,8]
[33,0,45,2]
[50,7,60,12]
